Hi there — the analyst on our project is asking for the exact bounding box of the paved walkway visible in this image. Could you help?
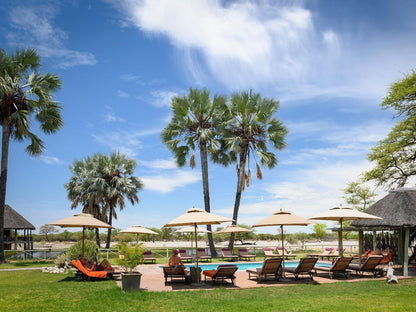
[114,261,415,292]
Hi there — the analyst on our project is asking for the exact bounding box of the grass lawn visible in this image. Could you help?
[0,270,415,312]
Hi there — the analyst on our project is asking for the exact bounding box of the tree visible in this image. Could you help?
[342,181,377,211]
[364,70,416,189]
[0,48,62,262]
[313,223,327,240]
[39,224,58,241]
[65,152,143,248]
[161,88,226,257]
[217,90,287,248]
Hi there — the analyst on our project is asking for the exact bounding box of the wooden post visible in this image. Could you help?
[358,229,363,265]
[14,229,17,250]
[404,227,409,277]
[372,230,377,253]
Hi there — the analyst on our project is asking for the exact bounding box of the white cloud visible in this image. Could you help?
[117,90,130,98]
[121,73,141,82]
[39,155,64,165]
[111,0,416,101]
[139,159,178,170]
[105,112,126,123]
[215,159,387,233]
[7,5,96,68]
[150,90,178,107]
[141,170,200,193]
[92,128,161,157]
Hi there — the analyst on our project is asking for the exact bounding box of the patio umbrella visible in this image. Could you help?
[309,206,382,257]
[48,213,113,256]
[119,225,158,245]
[176,226,210,250]
[252,210,313,277]
[164,207,233,283]
[216,225,252,250]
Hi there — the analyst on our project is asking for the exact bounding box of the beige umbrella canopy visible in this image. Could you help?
[309,206,382,256]
[48,213,113,256]
[176,226,210,233]
[164,207,233,282]
[119,225,158,244]
[216,225,252,249]
[252,210,313,277]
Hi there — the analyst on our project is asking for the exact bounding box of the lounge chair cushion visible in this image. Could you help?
[72,260,107,279]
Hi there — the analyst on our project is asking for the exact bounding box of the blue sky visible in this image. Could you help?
[1,0,416,234]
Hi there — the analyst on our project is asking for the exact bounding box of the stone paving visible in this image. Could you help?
[113,261,412,292]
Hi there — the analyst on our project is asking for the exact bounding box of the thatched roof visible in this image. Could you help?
[4,205,35,230]
[352,188,416,228]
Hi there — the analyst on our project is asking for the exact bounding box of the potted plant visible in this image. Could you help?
[117,242,145,292]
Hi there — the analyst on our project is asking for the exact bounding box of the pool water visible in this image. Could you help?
[162,261,331,271]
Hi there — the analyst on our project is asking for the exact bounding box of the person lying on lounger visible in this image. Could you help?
[79,256,113,271]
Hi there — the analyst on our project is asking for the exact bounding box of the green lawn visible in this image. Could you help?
[0,270,415,312]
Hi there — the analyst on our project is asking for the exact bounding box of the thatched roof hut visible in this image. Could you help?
[3,205,35,251]
[351,188,416,276]
[351,188,416,228]
[4,204,35,230]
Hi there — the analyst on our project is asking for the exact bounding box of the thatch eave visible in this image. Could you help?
[4,205,35,230]
[351,187,416,228]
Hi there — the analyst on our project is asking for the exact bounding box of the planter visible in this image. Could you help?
[121,272,142,292]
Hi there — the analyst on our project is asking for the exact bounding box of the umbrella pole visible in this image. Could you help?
[194,224,200,284]
[339,220,343,257]
[82,227,85,256]
[281,225,285,278]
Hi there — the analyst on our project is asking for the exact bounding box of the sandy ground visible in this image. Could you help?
[32,240,359,253]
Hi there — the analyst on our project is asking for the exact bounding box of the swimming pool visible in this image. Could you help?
[161,261,331,271]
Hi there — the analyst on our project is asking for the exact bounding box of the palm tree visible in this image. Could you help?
[0,48,62,262]
[161,88,226,257]
[65,158,107,247]
[218,90,287,248]
[66,152,143,249]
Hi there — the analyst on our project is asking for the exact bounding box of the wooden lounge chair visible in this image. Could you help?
[72,259,118,280]
[143,250,156,264]
[246,258,283,282]
[238,248,256,261]
[262,247,281,259]
[314,257,353,279]
[308,247,334,259]
[197,248,212,262]
[178,249,192,263]
[285,257,318,280]
[221,248,238,261]
[202,265,238,285]
[163,265,190,284]
[276,247,296,259]
[348,255,383,277]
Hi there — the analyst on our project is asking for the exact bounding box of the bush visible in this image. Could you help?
[116,242,145,272]
[54,240,99,267]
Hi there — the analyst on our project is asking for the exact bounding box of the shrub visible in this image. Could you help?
[116,242,145,272]
[54,240,99,267]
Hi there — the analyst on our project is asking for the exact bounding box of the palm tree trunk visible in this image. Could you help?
[106,205,113,249]
[229,147,247,249]
[0,119,11,263]
[200,143,217,257]
[95,228,101,248]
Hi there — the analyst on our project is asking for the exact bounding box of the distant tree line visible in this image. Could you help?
[31,223,353,245]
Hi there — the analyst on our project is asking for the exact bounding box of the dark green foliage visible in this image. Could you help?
[365,70,416,189]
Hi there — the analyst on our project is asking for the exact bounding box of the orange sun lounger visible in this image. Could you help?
[72,260,116,280]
